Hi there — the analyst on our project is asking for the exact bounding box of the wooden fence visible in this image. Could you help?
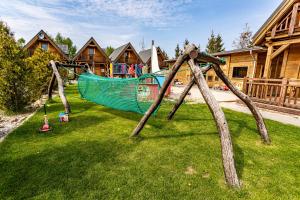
[243,78,300,113]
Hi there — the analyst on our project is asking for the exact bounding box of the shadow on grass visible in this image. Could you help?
[0,140,134,199]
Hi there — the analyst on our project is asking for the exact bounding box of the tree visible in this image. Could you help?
[206,31,225,54]
[233,23,253,49]
[206,31,217,54]
[0,21,29,112]
[184,39,189,49]
[17,38,25,47]
[175,44,180,58]
[25,48,59,102]
[162,50,169,60]
[55,33,77,58]
[215,34,225,52]
[105,46,114,56]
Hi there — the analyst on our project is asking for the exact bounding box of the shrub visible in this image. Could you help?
[0,21,30,112]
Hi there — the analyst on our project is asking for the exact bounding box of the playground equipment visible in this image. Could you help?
[78,73,161,114]
[48,44,271,189]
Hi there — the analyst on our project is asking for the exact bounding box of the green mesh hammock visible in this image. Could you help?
[78,73,161,114]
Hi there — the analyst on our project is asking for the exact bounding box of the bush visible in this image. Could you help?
[0,21,30,112]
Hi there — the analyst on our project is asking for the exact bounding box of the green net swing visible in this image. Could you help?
[78,73,161,114]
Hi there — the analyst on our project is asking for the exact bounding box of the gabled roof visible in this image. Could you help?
[139,49,151,64]
[23,30,68,60]
[212,46,267,57]
[73,37,109,61]
[109,42,142,63]
[253,0,296,45]
[139,47,166,64]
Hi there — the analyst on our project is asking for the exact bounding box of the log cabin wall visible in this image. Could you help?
[28,41,60,56]
[253,0,300,79]
[117,48,141,65]
[74,44,109,76]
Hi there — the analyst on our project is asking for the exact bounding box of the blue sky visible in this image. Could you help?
[0,0,282,57]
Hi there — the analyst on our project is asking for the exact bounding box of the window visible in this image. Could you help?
[88,48,94,55]
[88,48,94,60]
[207,76,213,81]
[41,42,48,51]
[124,52,129,63]
[232,67,248,78]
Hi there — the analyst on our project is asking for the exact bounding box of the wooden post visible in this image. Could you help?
[130,44,198,137]
[212,64,271,144]
[50,60,71,113]
[188,59,240,188]
[263,45,273,78]
[48,72,56,100]
[167,65,212,120]
[279,78,288,107]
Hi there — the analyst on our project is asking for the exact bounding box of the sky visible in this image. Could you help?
[0,0,282,57]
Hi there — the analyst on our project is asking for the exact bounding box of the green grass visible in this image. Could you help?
[0,85,299,200]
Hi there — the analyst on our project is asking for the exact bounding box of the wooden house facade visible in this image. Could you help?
[23,30,68,61]
[109,43,143,77]
[211,0,300,114]
[73,37,110,76]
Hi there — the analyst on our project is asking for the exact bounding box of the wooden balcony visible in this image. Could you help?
[243,78,300,115]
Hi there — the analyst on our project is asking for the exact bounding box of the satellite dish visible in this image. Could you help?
[38,32,45,39]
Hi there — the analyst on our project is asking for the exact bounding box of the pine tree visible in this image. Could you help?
[206,31,225,53]
[175,44,180,58]
[184,39,189,49]
[233,23,253,49]
[215,34,225,52]
[206,31,217,54]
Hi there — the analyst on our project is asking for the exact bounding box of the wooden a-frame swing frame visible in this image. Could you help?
[49,44,271,188]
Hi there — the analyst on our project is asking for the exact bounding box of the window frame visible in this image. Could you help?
[232,66,248,79]
[41,42,48,51]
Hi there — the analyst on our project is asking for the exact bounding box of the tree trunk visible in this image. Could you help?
[50,60,71,113]
[131,44,198,137]
[167,65,212,120]
[212,64,270,144]
[188,59,240,188]
[48,72,56,100]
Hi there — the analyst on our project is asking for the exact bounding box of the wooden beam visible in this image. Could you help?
[271,44,290,60]
[271,25,277,38]
[263,45,274,78]
[288,3,300,36]
[271,37,300,46]
[280,48,289,78]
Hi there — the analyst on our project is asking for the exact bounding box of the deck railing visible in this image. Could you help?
[243,78,300,112]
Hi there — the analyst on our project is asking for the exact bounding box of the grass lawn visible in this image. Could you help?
[0,85,299,200]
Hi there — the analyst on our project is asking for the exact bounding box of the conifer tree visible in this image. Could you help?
[175,44,180,58]
[206,31,225,54]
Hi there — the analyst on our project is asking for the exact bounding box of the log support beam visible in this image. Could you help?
[188,59,240,188]
[49,60,71,113]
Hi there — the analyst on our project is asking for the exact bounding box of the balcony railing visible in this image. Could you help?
[243,78,300,113]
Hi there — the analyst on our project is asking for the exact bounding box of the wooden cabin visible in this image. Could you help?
[212,0,300,114]
[139,47,168,71]
[109,43,143,77]
[23,30,68,61]
[165,59,192,85]
[207,47,267,89]
[73,37,110,76]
